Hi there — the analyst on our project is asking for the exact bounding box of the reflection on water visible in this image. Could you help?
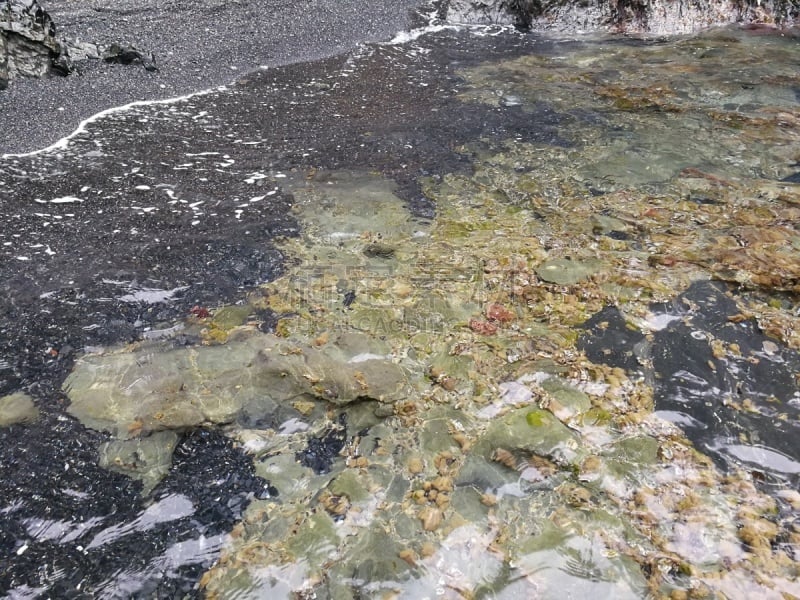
[2,18,800,600]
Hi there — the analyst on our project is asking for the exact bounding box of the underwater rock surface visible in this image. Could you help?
[66,330,412,438]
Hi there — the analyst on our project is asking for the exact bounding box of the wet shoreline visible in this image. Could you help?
[0,0,430,155]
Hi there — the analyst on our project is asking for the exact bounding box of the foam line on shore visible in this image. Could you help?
[1,86,227,160]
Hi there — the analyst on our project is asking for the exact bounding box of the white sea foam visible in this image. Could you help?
[1,88,227,160]
[386,23,459,45]
[50,196,84,204]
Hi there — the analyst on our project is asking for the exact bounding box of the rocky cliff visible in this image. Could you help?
[439,0,800,33]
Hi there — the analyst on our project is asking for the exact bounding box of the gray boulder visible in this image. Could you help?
[1,0,60,87]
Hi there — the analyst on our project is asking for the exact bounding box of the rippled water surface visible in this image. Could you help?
[1,21,799,599]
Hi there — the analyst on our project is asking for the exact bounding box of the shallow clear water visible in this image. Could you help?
[1,20,799,599]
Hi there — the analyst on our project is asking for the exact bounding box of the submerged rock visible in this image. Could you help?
[536,257,601,286]
[98,431,180,494]
[475,406,579,462]
[0,391,39,426]
[64,330,411,439]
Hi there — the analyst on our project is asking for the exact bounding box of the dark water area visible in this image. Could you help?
[2,22,800,598]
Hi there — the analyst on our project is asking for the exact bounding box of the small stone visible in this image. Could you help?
[363,242,396,259]
[420,542,437,558]
[0,392,39,427]
[398,548,417,566]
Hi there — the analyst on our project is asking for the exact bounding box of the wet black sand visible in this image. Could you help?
[1,0,430,155]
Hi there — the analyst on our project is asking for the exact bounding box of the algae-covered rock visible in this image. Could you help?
[455,454,521,493]
[284,510,339,562]
[321,521,414,597]
[590,214,631,238]
[257,453,338,503]
[609,435,660,466]
[329,468,371,504]
[419,405,474,455]
[0,392,39,426]
[541,377,592,418]
[513,528,648,599]
[210,305,252,330]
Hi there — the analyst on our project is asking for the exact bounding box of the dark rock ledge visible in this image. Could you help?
[438,0,800,33]
[1,0,59,89]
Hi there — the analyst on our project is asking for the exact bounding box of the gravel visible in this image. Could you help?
[0,0,431,155]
